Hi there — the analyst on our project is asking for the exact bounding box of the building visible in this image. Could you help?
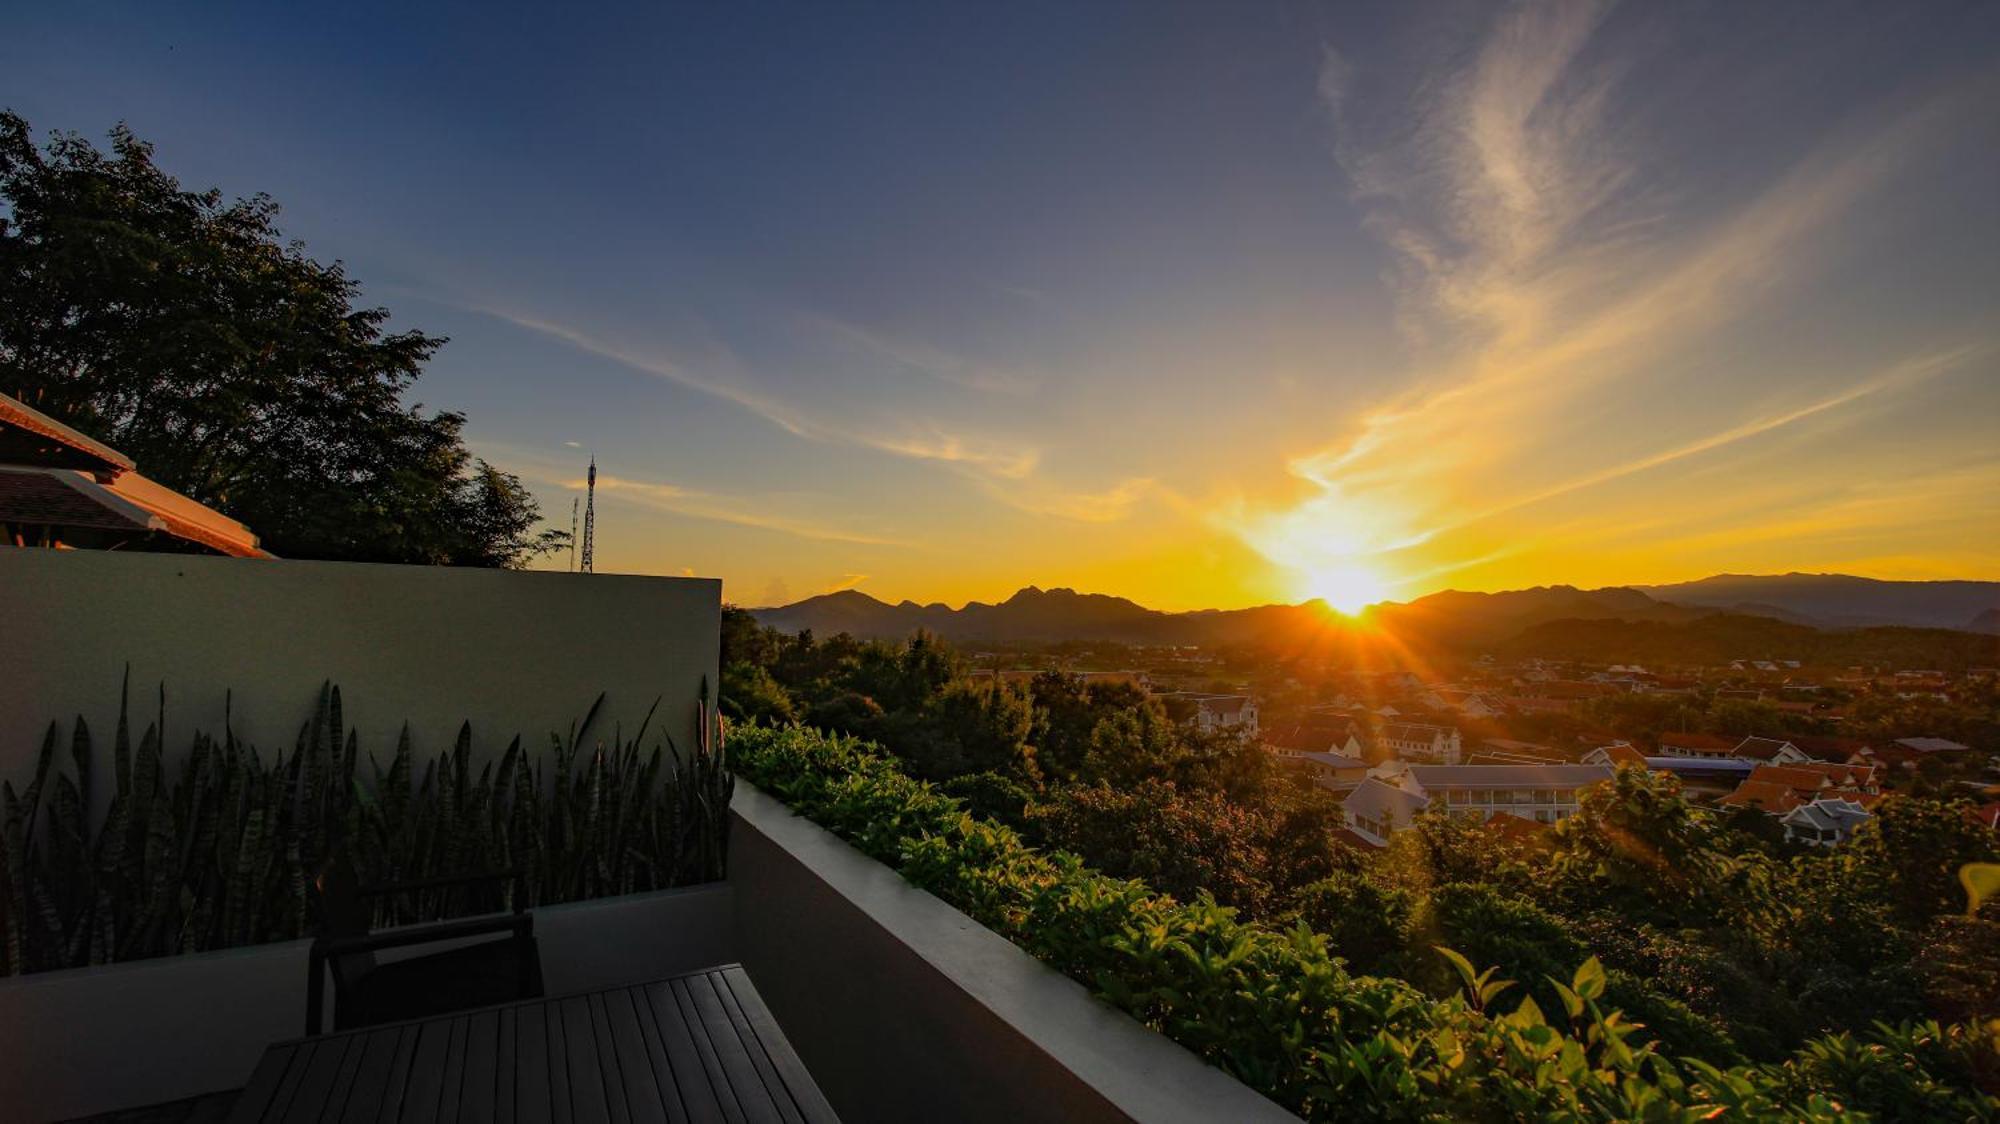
[1657,732,1737,759]
[1163,693,1259,739]
[1581,743,1648,769]
[1284,750,1370,793]
[1365,722,1463,765]
[1367,762,1614,826]
[1,392,269,558]
[1891,736,1971,754]
[1728,736,1815,765]
[1780,798,1874,847]
[1341,777,1431,847]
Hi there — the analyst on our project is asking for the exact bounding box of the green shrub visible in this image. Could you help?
[0,675,731,976]
[734,722,1999,1122]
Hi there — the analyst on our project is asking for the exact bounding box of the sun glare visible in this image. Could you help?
[1306,562,1389,615]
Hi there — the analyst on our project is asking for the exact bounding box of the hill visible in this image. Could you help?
[1500,614,1998,671]
[1638,573,1999,630]
[750,583,1710,648]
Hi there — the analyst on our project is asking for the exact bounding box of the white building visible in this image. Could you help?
[1370,762,1615,825]
[1780,798,1873,847]
[1168,693,1259,739]
[1364,723,1463,765]
[1342,778,1431,847]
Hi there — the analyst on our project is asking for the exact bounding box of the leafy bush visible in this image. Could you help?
[0,676,731,976]
[734,722,1999,1121]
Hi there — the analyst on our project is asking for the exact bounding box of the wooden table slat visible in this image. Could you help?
[544,1001,574,1124]
[228,1043,298,1124]
[601,988,670,1124]
[679,976,780,1124]
[336,1024,407,1124]
[629,983,696,1124]
[718,969,837,1124]
[515,1000,553,1124]
[560,996,610,1124]
[459,1009,500,1124]
[263,1038,321,1124]
[398,1017,455,1124]
[281,1035,352,1124]
[587,993,633,1124]
[437,1015,469,1124]
[234,967,835,1124]
[707,972,804,1124]
[495,1007,519,1124]
[667,978,744,1124]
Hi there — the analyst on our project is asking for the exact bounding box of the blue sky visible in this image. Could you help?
[9,1,1998,608]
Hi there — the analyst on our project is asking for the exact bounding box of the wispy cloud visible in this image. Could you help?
[1223,1,1992,590]
[577,472,911,547]
[802,313,1044,396]
[468,303,1043,478]
[979,476,1161,522]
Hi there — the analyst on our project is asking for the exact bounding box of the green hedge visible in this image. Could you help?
[732,723,1998,1122]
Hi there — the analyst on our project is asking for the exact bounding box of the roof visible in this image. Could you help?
[1718,781,1804,813]
[1405,764,1615,789]
[0,393,135,475]
[1641,756,1756,775]
[1731,737,1800,762]
[1659,732,1736,751]
[1787,736,1872,760]
[1380,723,1454,743]
[1781,798,1873,832]
[1893,737,1971,753]
[1594,744,1648,768]
[1485,812,1552,843]
[1294,751,1367,771]
[1343,778,1431,820]
[0,467,270,558]
[1747,764,1836,792]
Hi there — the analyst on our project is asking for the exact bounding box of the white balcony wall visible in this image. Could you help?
[0,550,721,820]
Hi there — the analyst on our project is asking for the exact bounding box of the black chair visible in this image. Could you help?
[306,858,543,1035]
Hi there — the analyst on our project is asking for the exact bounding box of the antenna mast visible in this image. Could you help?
[580,456,597,574]
[569,497,579,572]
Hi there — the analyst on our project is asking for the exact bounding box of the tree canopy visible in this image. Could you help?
[0,112,564,565]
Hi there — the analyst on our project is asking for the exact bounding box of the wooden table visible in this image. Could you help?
[228,965,839,1124]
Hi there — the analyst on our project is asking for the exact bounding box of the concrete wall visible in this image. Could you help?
[0,884,735,1122]
[0,550,720,815]
[728,783,1299,1124]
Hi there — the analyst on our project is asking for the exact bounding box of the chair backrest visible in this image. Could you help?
[315,855,378,986]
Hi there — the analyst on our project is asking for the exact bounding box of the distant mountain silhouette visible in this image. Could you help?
[751,573,2000,647]
[1636,573,1999,630]
[752,582,1706,646]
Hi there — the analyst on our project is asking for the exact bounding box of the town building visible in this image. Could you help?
[1341,778,1431,847]
[1657,732,1737,759]
[1358,722,1462,765]
[1366,762,1615,825]
[1780,798,1874,847]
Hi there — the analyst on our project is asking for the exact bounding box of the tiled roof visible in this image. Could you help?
[1659,732,1735,751]
[1893,737,1970,753]
[1719,781,1804,813]
[0,468,148,530]
[1406,764,1614,789]
[1731,737,1799,762]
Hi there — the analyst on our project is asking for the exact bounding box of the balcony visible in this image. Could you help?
[0,780,1294,1122]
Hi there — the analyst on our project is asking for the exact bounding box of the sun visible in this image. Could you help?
[1305,562,1389,615]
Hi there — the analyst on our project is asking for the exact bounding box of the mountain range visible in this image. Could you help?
[749,574,2000,648]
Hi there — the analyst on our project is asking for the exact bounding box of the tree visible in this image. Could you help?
[0,113,563,564]
[1840,796,2000,927]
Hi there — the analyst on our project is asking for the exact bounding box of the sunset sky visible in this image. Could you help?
[10,2,1999,610]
